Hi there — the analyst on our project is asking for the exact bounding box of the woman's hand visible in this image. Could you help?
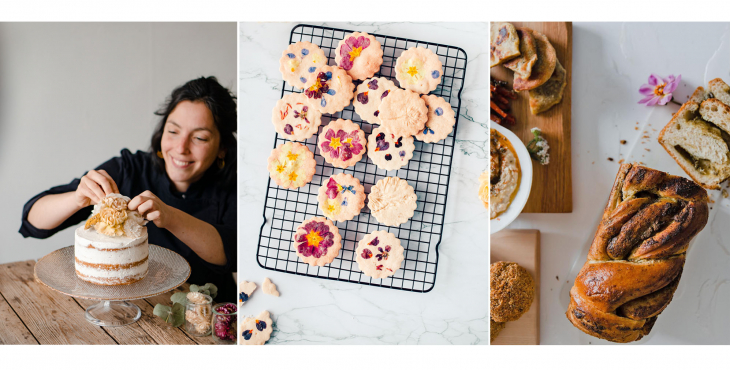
[75,169,119,208]
[128,191,173,228]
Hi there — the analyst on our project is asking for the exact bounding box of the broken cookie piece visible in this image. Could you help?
[262,277,280,297]
[238,280,257,306]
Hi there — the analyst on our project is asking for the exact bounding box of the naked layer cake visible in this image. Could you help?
[75,194,148,285]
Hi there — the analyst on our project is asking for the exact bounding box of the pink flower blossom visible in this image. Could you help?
[339,36,370,71]
[638,74,681,106]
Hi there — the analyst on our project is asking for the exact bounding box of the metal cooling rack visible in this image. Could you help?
[257,24,467,293]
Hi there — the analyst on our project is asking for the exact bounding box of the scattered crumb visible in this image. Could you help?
[635,127,639,130]
[618,159,625,164]
[620,140,627,145]
[644,148,651,152]
[608,157,614,162]
[722,189,729,198]
[592,161,595,164]
[556,276,559,281]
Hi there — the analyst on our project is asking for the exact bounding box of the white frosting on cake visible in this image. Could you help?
[74,225,149,285]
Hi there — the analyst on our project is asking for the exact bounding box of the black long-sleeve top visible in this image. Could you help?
[19,149,237,300]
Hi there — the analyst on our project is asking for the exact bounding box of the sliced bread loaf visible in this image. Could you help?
[658,85,730,189]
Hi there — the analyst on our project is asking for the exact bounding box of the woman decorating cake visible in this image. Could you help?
[19,76,237,300]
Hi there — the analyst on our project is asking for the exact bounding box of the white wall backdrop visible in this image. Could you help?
[0,22,237,264]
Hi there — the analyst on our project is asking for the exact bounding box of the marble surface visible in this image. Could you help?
[505,22,730,344]
[237,22,488,344]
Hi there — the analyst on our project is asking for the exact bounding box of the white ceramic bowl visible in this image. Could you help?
[489,122,533,234]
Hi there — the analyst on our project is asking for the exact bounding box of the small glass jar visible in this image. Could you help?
[184,293,213,337]
[211,303,237,344]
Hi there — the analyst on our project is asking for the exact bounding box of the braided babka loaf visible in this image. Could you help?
[566,163,709,343]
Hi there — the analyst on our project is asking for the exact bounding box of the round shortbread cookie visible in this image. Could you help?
[394,47,443,94]
[271,93,322,141]
[317,173,366,222]
[368,177,417,227]
[334,32,383,81]
[317,119,366,168]
[239,311,273,345]
[415,95,456,143]
[293,217,342,266]
[355,230,405,279]
[367,126,415,171]
[353,77,398,125]
[267,142,316,189]
[304,65,355,114]
[378,89,428,137]
[279,41,327,90]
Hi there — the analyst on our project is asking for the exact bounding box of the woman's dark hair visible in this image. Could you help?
[150,76,237,191]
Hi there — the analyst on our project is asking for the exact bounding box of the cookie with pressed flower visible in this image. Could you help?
[353,77,398,125]
[368,177,418,227]
[293,217,342,266]
[378,89,428,137]
[239,311,273,345]
[271,93,322,141]
[356,230,405,279]
[334,32,383,81]
[304,65,355,114]
[238,281,257,307]
[394,47,443,94]
[317,119,366,168]
[415,95,456,143]
[267,142,316,189]
[317,173,366,222]
[279,41,327,90]
[367,126,415,171]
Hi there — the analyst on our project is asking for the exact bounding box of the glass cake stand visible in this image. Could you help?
[34,244,190,327]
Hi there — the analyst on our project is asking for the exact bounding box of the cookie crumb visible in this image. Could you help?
[635,127,639,130]
[722,189,729,198]
[555,276,559,281]
[608,157,614,162]
[644,148,651,152]
[620,140,627,145]
[618,159,625,164]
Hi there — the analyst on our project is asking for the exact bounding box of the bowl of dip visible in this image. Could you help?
[490,122,533,234]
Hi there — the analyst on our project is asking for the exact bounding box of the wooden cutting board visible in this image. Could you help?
[491,22,573,213]
[490,229,540,345]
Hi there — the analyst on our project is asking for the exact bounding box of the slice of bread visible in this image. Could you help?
[708,78,730,106]
[658,85,730,189]
[700,98,730,133]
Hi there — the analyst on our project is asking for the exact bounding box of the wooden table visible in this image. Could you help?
[0,260,217,345]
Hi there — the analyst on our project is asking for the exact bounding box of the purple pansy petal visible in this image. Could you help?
[381,90,390,100]
[368,79,379,90]
[357,92,369,104]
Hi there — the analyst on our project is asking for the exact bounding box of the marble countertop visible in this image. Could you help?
[506,22,730,344]
[237,22,488,344]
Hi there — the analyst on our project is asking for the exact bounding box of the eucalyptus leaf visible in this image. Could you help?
[153,304,172,322]
[189,284,200,292]
[170,302,185,327]
[170,292,188,306]
[201,283,218,299]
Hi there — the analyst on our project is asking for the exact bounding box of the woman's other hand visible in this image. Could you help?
[128,191,172,228]
[75,169,119,208]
